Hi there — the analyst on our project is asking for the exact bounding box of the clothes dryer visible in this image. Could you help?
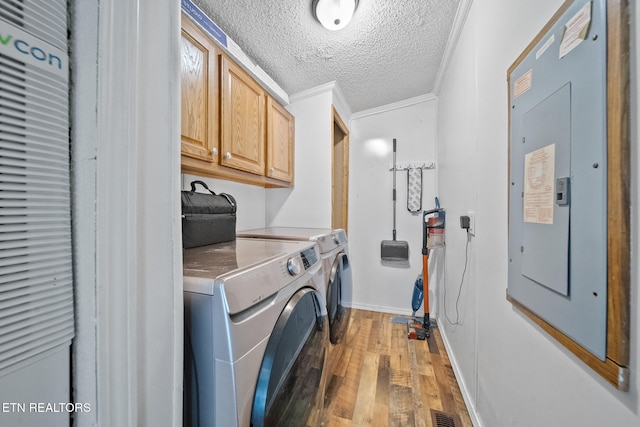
[183,238,328,427]
[237,227,352,346]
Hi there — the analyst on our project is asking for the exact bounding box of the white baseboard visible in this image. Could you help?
[348,302,431,318]
[436,318,482,427]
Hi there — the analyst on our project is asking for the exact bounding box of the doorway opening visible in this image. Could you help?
[331,106,349,232]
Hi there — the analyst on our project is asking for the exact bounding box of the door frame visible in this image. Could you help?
[331,105,349,232]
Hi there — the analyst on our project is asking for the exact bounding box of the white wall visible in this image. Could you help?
[349,97,437,315]
[182,174,268,231]
[70,0,99,424]
[436,1,640,426]
[434,1,479,410]
[267,87,334,227]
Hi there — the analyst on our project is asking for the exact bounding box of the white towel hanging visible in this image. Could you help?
[407,168,422,212]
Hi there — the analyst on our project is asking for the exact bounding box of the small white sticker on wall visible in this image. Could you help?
[536,34,555,59]
[513,69,533,99]
[559,1,592,59]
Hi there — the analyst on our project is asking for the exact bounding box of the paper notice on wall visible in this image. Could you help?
[559,1,592,58]
[523,144,555,224]
[513,69,533,99]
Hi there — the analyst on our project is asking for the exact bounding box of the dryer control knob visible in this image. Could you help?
[333,235,340,245]
[286,258,301,276]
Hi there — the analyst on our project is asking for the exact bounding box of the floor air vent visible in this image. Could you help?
[431,409,462,427]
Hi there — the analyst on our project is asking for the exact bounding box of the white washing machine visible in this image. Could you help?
[183,238,328,427]
[237,227,352,346]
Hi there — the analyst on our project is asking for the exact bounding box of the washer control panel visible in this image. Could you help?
[278,246,320,278]
[300,247,318,270]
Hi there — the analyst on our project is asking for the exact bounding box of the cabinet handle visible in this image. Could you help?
[211,148,218,156]
[224,152,232,159]
[269,167,274,174]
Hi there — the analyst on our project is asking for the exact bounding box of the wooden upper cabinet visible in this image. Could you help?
[266,97,294,183]
[180,14,293,187]
[180,15,219,163]
[220,56,265,176]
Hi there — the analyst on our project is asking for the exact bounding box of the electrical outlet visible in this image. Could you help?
[467,211,475,236]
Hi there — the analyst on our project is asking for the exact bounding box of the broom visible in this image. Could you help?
[381,138,409,266]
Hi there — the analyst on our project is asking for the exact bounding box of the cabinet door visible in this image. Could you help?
[180,16,219,162]
[266,97,294,183]
[220,56,265,175]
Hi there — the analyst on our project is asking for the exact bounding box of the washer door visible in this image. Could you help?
[327,252,352,345]
[251,288,327,427]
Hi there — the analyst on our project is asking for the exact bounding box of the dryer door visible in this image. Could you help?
[327,252,352,345]
[251,288,327,427]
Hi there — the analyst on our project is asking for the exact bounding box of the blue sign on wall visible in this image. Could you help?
[181,0,227,47]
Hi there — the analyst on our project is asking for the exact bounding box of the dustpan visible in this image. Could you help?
[381,138,409,267]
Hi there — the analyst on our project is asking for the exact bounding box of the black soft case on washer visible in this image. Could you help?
[181,181,237,248]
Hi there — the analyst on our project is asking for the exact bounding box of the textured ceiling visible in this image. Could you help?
[193,0,460,113]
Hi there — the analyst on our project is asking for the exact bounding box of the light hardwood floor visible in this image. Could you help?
[322,309,472,427]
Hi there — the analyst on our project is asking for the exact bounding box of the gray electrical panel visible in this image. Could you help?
[508,0,608,360]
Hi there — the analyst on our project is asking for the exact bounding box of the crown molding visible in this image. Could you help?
[433,0,474,95]
[351,93,437,120]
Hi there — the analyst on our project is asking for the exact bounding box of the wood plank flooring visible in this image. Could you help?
[322,309,472,427]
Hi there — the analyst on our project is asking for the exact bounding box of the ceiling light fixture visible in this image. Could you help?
[313,0,359,31]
